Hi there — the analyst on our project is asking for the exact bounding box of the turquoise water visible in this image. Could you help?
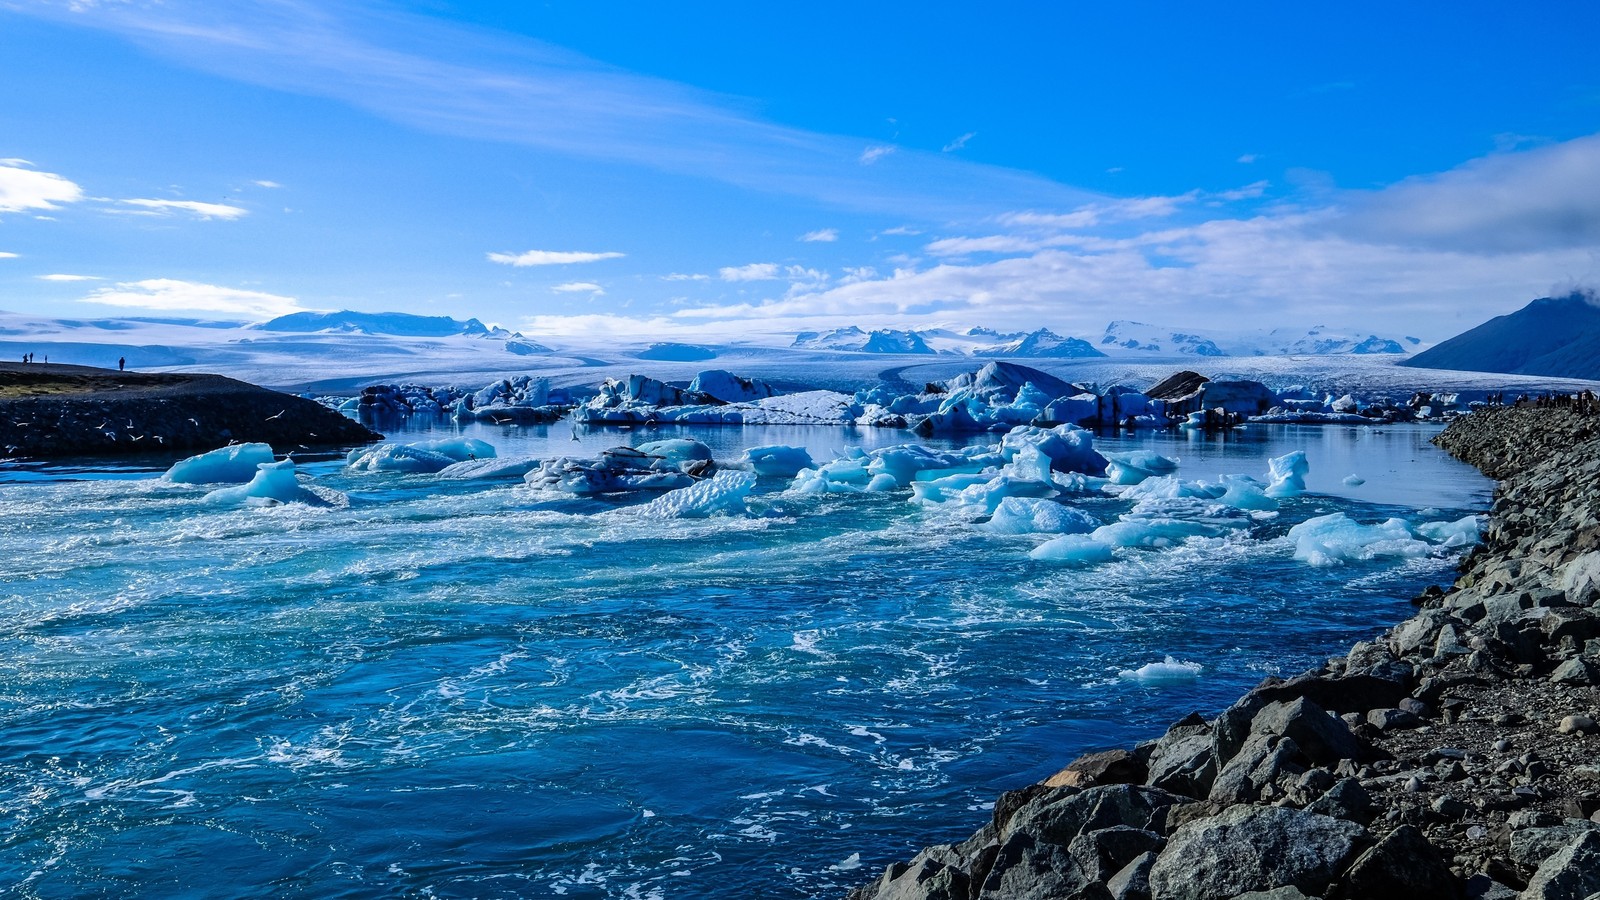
[0,423,1489,898]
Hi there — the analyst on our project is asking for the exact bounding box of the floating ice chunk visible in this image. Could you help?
[909,472,999,504]
[1103,451,1179,486]
[1217,474,1278,511]
[410,437,497,462]
[1029,534,1115,565]
[1287,513,1432,566]
[1178,411,1207,429]
[988,497,1098,535]
[635,439,714,469]
[1000,424,1108,476]
[347,443,458,474]
[1091,518,1220,549]
[1264,450,1309,498]
[1342,474,1366,487]
[865,473,899,492]
[688,370,778,403]
[1051,472,1108,494]
[637,471,757,518]
[867,445,980,487]
[163,443,275,484]
[951,475,1057,514]
[1121,475,1220,502]
[1416,514,1481,548]
[742,445,815,478]
[436,456,543,480]
[1119,656,1203,681]
[204,459,326,506]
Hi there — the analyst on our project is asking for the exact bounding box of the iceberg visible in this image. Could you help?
[637,471,758,518]
[1264,450,1309,498]
[436,456,544,480]
[987,497,1098,535]
[1415,514,1481,548]
[1102,451,1179,485]
[999,424,1107,476]
[741,445,815,478]
[204,459,339,506]
[688,370,778,403]
[524,445,709,495]
[1287,513,1433,566]
[1029,534,1115,565]
[1091,518,1220,549]
[346,443,459,474]
[1119,656,1203,681]
[163,443,275,484]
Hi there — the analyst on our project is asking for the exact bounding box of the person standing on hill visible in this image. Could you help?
[118,356,125,372]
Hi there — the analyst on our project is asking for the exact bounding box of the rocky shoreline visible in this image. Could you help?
[0,362,380,459]
[849,407,1600,900]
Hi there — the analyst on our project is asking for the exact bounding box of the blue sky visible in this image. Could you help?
[1,0,1598,341]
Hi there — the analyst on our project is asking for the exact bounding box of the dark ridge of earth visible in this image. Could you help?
[0,362,382,460]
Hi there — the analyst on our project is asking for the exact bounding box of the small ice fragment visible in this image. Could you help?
[164,443,275,484]
[742,445,814,478]
[637,470,757,518]
[1264,450,1309,498]
[1342,474,1365,487]
[1119,655,1203,680]
[830,853,862,872]
[1029,534,1115,564]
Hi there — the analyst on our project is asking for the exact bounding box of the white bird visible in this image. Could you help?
[266,409,287,421]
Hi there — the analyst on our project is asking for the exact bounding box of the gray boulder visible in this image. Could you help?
[1520,830,1600,899]
[1337,824,1461,898]
[1147,805,1368,900]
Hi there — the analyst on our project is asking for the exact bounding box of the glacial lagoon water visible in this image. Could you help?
[0,422,1491,898]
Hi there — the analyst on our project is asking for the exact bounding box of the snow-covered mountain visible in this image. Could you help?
[257,310,507,338]
[977,328,1106,359]
[790,326,935,354]
[1100,320,1420,357]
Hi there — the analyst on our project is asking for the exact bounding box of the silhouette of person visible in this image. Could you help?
[118,356,126,372]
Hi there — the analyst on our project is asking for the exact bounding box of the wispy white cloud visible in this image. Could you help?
[661,272,709,281]
[37,273,100,281]
[942,132,976,152]
[719,262,781,282]
[1237,153,1260,164]
[799,228,838,243]
[252,179,282,188]
[82,278,308,318]
[551,281,603,294]
[487,249,625,267]
[0,162,84,213]
[859,145,896,165]
[116,198,249,219]
[879,225,921,236]
[9,1,1098,220]
[0,252,17,259]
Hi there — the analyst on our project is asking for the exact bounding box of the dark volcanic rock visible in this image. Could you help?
[0,362,380,459]
[1145,805,1367,900]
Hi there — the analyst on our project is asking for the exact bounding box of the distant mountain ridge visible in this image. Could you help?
[1101,320,1418,357]
[1401,293,1600,380]
[257,310,505,338]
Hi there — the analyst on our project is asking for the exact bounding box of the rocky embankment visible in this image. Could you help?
[850,407,1600,900]
[0,363,380,459]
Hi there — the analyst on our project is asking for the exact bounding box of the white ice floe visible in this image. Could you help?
[741,445,814,478]
[1029,534,1115,565]
[1342,474,1366,486]
[1288,512,1478,566]
[1119,656,1203,681]
[1264,450,1309,498]
[163,442,275,484]
[204,459,342,507]
[987,497,1099,535]
[347,437,497,474]
[636,471,758,518]
[1102,451,1179,486]
[524,443,713,495]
